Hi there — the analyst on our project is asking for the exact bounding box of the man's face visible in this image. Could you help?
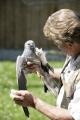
[61,42,80,57]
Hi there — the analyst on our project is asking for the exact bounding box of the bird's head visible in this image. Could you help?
[24,40,35,50]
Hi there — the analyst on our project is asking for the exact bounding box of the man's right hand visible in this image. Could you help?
[10,89,36,108]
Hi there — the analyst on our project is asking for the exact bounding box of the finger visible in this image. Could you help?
[27,61,40,66]
[10,89,24,98]
[11,89,22,96]
[14,99,23,106]
[28,65,36,69]
[27,61,33,65]
[11,89,27,96]
[10,92,24,100]
[11,89,30,97]
[26,63,36,69]
[27,61,37,67]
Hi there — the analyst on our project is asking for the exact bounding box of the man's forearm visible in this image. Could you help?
[33,97,74,120]
[49,68,61,81]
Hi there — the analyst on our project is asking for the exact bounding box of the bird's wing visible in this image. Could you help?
[16,56,29,117]
[40,63,61,96]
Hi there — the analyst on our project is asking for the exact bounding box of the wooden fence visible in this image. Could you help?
[0,0,80,49]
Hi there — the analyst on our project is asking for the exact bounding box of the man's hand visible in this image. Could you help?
[26,61,38,73]
[26,61,45,77]
[10,90,73,120]
[10,89,35,108]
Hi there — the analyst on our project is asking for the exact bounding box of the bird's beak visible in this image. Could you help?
[30,45,34,49]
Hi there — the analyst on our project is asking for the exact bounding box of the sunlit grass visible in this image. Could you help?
[0,61,64,120]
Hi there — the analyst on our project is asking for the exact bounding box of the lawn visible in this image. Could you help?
[0,61,64,120]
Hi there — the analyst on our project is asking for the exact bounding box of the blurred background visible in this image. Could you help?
[0,0,80,120]
[0,0,80,60]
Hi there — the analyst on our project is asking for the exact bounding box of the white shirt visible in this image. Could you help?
[57,55,80,120]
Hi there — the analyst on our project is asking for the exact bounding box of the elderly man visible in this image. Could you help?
[10,9,80,120]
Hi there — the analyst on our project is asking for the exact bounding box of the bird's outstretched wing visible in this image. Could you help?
[16,56,29,117]
[35,48,60,96]
[40,63,59,96]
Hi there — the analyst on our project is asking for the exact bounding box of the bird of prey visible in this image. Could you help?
[16,40,59,117]
[16,40,41,117]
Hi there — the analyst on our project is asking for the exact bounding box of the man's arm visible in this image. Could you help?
[10,90,74,120]
[34,97,74,120]
[49,68,61,81]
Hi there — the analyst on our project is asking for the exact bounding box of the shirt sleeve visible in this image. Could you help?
[68,81,80,120]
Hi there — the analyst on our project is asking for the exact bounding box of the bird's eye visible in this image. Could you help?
[28,43,30,45]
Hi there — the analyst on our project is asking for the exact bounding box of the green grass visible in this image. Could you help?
[0,61,64,120]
